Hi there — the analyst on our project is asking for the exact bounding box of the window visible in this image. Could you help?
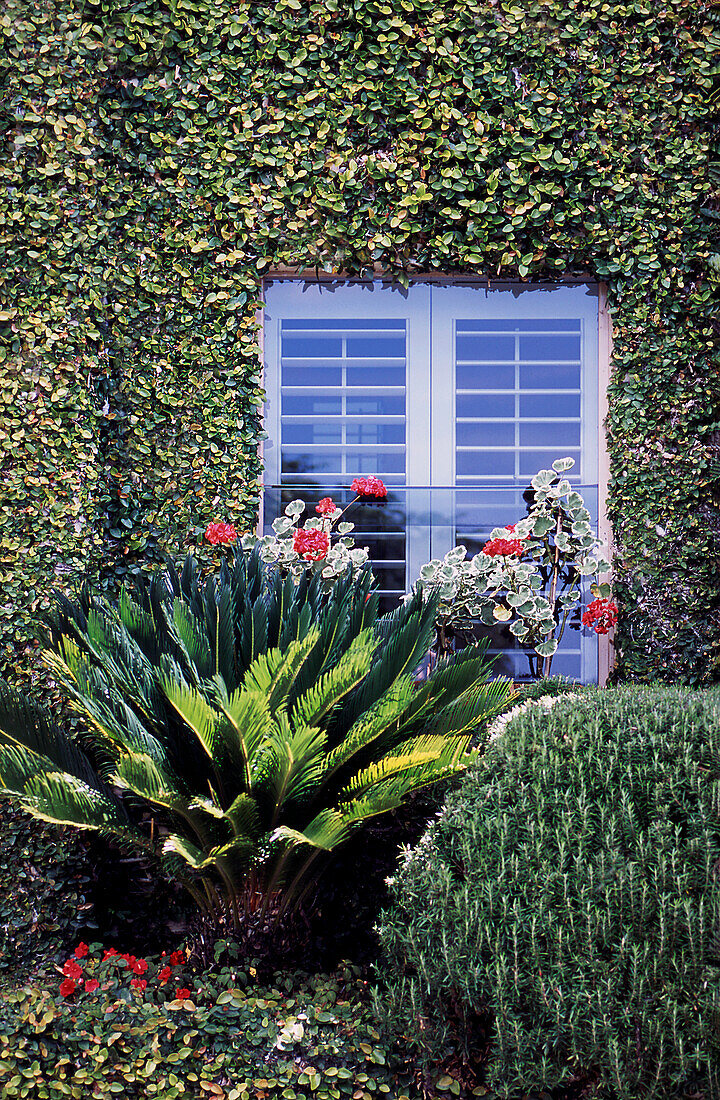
[263,279,601,682]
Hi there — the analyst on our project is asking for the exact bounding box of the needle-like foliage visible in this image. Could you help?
[0,550,513,928]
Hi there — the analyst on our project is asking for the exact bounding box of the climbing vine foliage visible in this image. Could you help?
[1,0,718,688]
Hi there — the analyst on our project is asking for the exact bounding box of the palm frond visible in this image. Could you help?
[339,733,475,800]
[213,682,275,787]
[0,743,131,832]
[171,598,213,682]
[321,675,417,779]
[290,631,375,730]
[254,714,328,815]
[161,674,220,762]
[0,682,100,787]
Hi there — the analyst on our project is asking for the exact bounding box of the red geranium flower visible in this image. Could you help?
[205,521,238,545]
[175,987,192,1001]
[62,959,83,980]
[158,966,173,985]
[130,958,148,976]
[103,948,120,960]
[582,598,618,635]
[59,978,77,998]
[85,978,100,993]
[74,942,89,959]
[169,950,185,967]
[482,524,527,558]
[351,476,387,499]
[293,528,330,562]
[315,497,337,515]
[130,978,148,991]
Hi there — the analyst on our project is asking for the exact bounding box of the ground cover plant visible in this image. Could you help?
[0,955,422,1100]
[0,550,512,940]
[377,686,720,1099]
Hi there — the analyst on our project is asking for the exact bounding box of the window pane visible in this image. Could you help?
[283,395,342,415]
[456,335,515,361]
[519,393,580,418]
[457,451,516,477]
[346,336,406,357]
[346,365,405,387]
[282,365,342,387]
[519,334,581,360]
[519,449,580,476]
[282,336,343,357]
[520,422,581,447]
[457,364,515,389]
[520,364,580,389]
[345,423,405,445]
[457,394,515,418]
[282,424,342,445]
[346,395,405,415]
[457,422,516,447]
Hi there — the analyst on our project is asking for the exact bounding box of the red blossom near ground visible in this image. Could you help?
[130,958,149,976]
[582,597,618,635]
[119,953,136,968]
[175,987,192,1001]
[157,966,173,985]
[169,950,185,966]
[482,524,527,558]
[74,942,89,958]
[351,476,387,499]
[315,497,337,515]
[130,978,148,991]
[59,978,77,998]
[293,527,330,561]
[103,948,120,960]
[85,978,100,993]
[205,521,238,545]
[62,959,83,980]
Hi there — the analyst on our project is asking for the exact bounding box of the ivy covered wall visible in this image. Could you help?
[1,0,718,687]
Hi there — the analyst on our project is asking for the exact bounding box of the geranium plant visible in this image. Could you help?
[252,476,387,585]
[410,458,615,678]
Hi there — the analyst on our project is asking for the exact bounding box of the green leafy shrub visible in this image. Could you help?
[0,957,420,1100]
[0,550,512,936]
[376,687,720,1099]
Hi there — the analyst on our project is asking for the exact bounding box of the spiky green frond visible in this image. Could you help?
[340,733,474,800]
[204,580,237,688]
[161,674,220,762]
[271,808,352,853]
[255,714,328,816]
[171,598,213,682]
[0,743,130,833]
[290,631,375,730]
[223,792,262,839]
[213,683,274,787]
[423,679,515,739]
[0,682,100,787]
[322,676,417,778]
[243,630,320,714]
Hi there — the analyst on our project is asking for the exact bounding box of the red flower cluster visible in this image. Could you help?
[293,528,330,561]
[57,943,191,1000]
[351,476,387,499]
[482,524,527,558]
[205,521,238,545]
[315,497,337,515]
[582,597,618,635]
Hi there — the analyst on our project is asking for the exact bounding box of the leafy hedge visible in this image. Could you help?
[1,0,718,689]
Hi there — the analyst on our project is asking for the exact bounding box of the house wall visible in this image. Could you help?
[2,0,718,688]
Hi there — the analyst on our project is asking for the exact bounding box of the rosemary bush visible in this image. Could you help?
[376,687,720,1099]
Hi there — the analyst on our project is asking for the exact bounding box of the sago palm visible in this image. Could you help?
[0,550,513,928]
